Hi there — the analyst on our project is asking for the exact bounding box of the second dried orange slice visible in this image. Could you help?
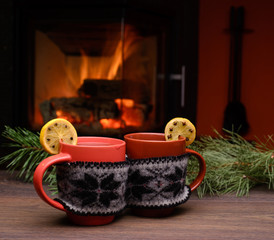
[164,117,196,146]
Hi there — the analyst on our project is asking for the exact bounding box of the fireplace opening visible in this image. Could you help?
[9,1,199,138]
[33,22,159,136]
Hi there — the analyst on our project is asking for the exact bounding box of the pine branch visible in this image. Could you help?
[0,126,55,184]
[1,126,273,198]
[187,129,274,198]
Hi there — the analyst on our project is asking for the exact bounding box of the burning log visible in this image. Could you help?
[40,97,119,124]
[78,79,150,103]
[78,79,122,100]
[39,79,153,131]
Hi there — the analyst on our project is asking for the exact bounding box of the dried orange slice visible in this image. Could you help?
[164,117,196,146]
[40,118,77,154]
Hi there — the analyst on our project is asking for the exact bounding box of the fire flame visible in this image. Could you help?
[79,25,142,83]
[35,24,145,130]
[100,98,143,129]
[56,110,94,125]
[100,119,123,129]
[54,98,143,129]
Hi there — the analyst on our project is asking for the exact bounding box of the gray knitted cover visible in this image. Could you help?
[54,154,191,215]
[55,161,129,216]
[126,153,191,208]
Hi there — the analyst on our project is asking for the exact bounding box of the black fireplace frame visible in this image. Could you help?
[4,0,199,134]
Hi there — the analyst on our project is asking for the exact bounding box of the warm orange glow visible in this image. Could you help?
[55,99,143,129]
[120,107,143,127]
[100,98,143,129]
[56,110,73,121]
[100,119,122,129]
[34,24,153,131]
[80,49,89,83]
[56,110,94,125]
[115,98,134,108]
[54,98,142,129]
[78,25,141,83]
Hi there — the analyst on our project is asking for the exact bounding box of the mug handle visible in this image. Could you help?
[185,148,206,191]
[33,153,72,211]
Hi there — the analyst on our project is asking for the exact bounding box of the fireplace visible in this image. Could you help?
[8,0,199,137]
[34,21,160,136]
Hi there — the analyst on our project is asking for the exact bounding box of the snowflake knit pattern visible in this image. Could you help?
[55,161,129,216]
[126,153,191,208]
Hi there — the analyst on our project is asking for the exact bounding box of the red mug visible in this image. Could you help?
[33,137,127,226]
[124,132,206,217]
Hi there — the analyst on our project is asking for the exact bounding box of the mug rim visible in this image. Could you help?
[124,132,186,143]
[60,136,125,148]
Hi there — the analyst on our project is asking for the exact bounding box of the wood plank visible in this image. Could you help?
[1,171,274,240]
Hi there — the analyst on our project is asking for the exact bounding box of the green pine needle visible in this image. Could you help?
[1,126,273,198]
[187,129,274,198]
[0,126,55,185]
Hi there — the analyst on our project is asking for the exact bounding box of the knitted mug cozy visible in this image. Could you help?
[55,161,129,216]
[126,153,191,208]
[54,153,191,215]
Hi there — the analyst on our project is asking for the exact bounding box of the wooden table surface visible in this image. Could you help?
[1,170,274,240]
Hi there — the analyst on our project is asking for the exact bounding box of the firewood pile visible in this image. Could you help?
[39,79,152,135]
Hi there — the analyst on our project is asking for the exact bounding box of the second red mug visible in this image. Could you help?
[124,132,206,217]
